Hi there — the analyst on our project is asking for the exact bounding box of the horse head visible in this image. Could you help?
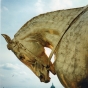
[2,34,56,83]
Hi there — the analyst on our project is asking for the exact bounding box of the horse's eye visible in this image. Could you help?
[32,63,35,67]
[46,65,50,68]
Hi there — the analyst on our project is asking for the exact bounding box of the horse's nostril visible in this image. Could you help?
[39,74,45,82]
[19,56,24,60]
[45,80,50,83]
[40,75,43,79]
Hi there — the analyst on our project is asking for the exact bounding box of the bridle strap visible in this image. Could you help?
[48,5,88,61]
[18,41,50,68]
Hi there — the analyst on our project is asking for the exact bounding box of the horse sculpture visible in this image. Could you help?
[2,5,88,88]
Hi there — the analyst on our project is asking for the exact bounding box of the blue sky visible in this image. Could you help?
[0,0,88,88]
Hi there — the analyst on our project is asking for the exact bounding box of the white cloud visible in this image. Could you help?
[11,71,28,77]
[45,47,55,63]
[0,74,4,77]
[0,63,20,70]
[35,0,45,14]
[3,6,9,11]
[34,0,73,15]
[50,0,73,11]
[19,71,27,75]
[64,0,73,6]
[0,6,9,14]
[2,6,9,11]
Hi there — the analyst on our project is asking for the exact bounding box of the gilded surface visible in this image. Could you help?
[2,5,88,88]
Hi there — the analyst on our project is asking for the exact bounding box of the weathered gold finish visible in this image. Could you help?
[2,5,88,88]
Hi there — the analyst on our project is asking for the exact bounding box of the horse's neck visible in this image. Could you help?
[14,7,82,49]
[37,8,83,49]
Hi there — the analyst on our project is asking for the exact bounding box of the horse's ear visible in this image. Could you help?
[1,34,12,44]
